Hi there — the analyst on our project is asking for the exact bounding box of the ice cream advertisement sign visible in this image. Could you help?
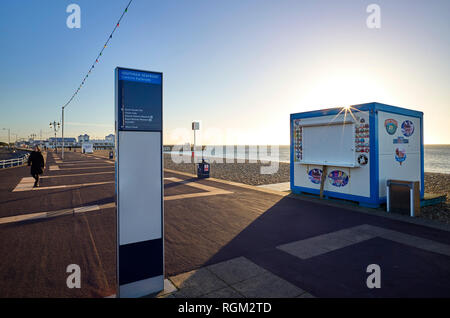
[384,119,398,135]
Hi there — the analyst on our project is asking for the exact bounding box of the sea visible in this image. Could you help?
[423,145,450,174]
[166,145,450,174]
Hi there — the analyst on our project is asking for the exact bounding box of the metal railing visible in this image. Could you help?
[0,153,29,169]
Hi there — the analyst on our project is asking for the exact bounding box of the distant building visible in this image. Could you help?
[30,140,46,148]
[78,134,90,143]
[47,138,77,148]
[90,139,114,149]
[105,134,115,142]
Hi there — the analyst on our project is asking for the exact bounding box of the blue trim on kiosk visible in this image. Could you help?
[290,102,424,207]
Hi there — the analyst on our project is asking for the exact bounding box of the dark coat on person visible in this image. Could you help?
[28,151,45,175]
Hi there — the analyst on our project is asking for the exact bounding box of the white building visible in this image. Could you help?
[47,138,77,148]
[78,134,90,143]
[89,137,114,149]
[105,134,115,143]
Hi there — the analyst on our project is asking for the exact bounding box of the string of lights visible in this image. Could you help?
[62,0,133,110]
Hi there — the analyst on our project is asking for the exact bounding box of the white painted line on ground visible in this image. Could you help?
[85,154,115,164]
[4,175,232,223]
[257,182,291,192]
[164,168,288,197]
[165,190,232,201]
[12,180,114,192]
[52,166,114,171]
[74,205,100,213]
[12,177,35,192]
[164,177,233,200]
[0,212,47,224]
[0,203,115,225]
[277,224,450,259]
[59,160,109,164]
[40,171,114,178]
[33,181,114,191]
[49,165,60,171]
[61,162,114,166]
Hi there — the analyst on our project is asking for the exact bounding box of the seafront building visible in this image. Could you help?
[78,134,90,143]
[15,134,115,150]
[47,138,77,148]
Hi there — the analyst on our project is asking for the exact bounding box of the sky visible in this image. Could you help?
[0,0,449,145]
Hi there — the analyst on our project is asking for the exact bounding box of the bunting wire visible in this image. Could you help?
[62,0,133,110]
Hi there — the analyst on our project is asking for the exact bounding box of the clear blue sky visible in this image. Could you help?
[0,0,449,144]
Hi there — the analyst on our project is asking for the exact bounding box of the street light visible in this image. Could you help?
[12,133,18,149]
[2,128,10,149]
[49,121,60,152]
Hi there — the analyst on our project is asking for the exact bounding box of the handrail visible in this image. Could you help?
[0,153,30,169]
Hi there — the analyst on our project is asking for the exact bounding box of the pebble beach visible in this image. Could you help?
[163,154,450,224]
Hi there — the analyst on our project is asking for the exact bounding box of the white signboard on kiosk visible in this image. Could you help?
[115,67,163,297]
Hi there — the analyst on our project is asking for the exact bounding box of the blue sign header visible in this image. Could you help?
[116,67,162,132]
[118,69,162,85]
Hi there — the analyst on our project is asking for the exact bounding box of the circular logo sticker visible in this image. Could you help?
[384,119,398,135]
[401,120,414,137]
[308,169,322,184]
[395,147,407,165]
[357,154,368,166]
[328,170,349,187]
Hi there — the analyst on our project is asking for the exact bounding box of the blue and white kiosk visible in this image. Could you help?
[290,102,424,207]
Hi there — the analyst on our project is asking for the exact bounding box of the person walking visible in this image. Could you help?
[28,146,45,187]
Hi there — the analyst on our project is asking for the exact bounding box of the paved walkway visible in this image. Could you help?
[0,151,117,297]
[1,152,450,297]
[257,182,290,192]
[162,170,450,298]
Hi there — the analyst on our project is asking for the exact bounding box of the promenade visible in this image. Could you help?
[1,151,450,297]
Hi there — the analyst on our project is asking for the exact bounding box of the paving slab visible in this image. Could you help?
[170,267,227,297]
[232,271,304,298]
[154,279,178,298]
[200,287,243,298]
[206,256,268,285]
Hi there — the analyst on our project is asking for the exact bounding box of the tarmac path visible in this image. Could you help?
[163,171,450,298]
[0,151,450,297]
[0,151,116,297]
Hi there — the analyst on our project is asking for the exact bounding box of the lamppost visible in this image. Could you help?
[2,128,10,149]
[49,121,60,152]
[29,133,37,148]
[62,106,65,159]
[12,133,18,149]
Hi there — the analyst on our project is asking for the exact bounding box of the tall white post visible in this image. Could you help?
[62,107,65,160]
[192,121,200,163]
